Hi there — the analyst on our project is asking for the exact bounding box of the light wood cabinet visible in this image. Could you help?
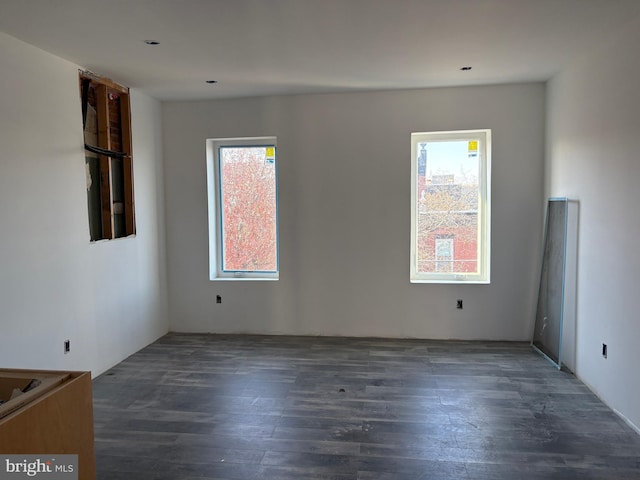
[0,369,96,480]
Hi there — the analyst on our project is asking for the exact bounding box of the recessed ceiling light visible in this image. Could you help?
[205,80,218,84]
[144,40,160,45]
[460,66,472,71]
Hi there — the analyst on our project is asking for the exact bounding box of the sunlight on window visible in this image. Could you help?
[411,130,490,283]
[219,146,277,272]
[416,140,479,274]
[207,137,279,280]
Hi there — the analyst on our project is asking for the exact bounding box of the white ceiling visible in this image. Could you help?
[1,0,639,101]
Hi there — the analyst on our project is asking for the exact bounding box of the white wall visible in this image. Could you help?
[546,15,640,430]
[163,84,545,340]
[0,33,168,377]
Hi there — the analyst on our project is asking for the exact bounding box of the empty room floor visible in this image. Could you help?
[92,334,640,479]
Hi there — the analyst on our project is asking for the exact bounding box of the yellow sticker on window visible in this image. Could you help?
[265,146,275,158]
[468,141,478,153]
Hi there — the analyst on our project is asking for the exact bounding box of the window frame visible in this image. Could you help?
[410,129,491,284]
[206,137,279,281]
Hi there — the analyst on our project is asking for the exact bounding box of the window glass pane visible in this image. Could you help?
[219,145,277,272]
[416,139,480,275]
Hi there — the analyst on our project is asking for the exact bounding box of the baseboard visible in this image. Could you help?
[557,369,640,437]
[614,408,640,436]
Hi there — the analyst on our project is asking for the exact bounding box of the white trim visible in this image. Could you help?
[614,408,640,436]
[569,368,640,436]
[206,136,279,281]
[410,129,491,284]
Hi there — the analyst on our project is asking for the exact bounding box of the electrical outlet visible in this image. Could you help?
[456,299,463,309]
[602,343,607,359]
[64,340,70,354]
[216,295,222,304]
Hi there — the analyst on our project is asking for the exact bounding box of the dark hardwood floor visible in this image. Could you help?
[92,334,640,479]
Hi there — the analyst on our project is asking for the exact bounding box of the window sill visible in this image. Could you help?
[210,277,279,282]
[410,279,490,284]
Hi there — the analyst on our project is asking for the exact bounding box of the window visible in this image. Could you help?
[206,137,279,280]
[435,237,454,272]
[411,129,491,283]
[80,71,135,241]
